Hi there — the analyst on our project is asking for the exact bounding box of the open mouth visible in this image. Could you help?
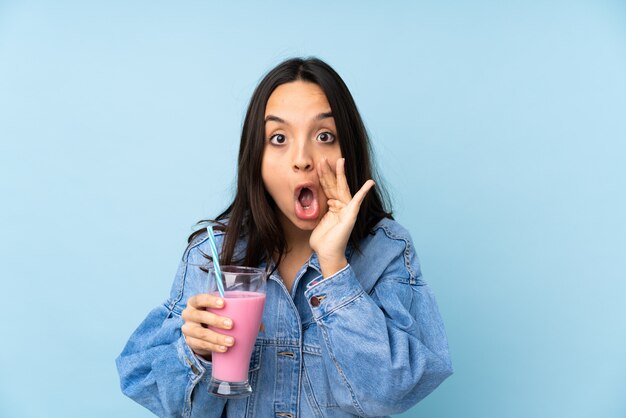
[294,184,320,220]
[298,187,314,209]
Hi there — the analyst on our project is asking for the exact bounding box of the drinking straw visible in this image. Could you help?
[206,226,225,298]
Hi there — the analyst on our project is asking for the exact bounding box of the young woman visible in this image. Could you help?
[116,57,453,417]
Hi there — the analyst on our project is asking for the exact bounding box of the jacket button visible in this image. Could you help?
[185,357,200,375]
[310,296,320,307]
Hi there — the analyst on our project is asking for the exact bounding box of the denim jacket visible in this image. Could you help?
[116,218,453,417]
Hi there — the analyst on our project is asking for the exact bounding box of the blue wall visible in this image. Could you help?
[1,1,624,417]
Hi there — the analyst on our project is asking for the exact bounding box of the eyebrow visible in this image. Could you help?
[264,112,334,124]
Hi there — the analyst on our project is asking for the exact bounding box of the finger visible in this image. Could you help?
[320,156,348,202]
[188,293,225,309]
[347,179,375,213]
[185,334,229,354]
[317,157,336,198]
[335,158,351,201]
[182,307,233,330]
[182,323,235,349]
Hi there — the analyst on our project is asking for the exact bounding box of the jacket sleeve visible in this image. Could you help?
[304,236,453,416]
[115,240,226,418]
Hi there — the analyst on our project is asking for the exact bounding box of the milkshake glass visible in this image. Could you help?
[205,265,267,398]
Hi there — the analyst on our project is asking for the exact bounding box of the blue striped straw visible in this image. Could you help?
[206,226,225,298]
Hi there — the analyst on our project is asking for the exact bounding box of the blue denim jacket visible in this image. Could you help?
[116,218,453,417]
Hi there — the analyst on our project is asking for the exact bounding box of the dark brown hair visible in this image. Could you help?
[189,57,392,269]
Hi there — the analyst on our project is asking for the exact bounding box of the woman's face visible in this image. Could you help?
[262,81,343,236]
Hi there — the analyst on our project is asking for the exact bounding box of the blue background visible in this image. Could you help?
[1,1,625,417]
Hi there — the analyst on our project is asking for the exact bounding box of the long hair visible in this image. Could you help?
[189,57,393,269]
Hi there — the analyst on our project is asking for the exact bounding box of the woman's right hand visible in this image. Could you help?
[181,294,235,359]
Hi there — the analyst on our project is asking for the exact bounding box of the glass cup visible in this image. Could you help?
[204,265,267,398]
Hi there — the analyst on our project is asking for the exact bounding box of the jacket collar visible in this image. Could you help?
[260,242,354,276]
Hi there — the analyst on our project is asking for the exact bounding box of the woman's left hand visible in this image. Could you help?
[310,157,375,278]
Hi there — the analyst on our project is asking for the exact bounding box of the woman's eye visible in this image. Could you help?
[317,132,336,143]
[269,134,286,145]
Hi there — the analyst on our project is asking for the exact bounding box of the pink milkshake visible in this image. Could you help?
[208,290,266,382]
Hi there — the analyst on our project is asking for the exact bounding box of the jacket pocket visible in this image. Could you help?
[302,324,339,409]
[303,351,340,409]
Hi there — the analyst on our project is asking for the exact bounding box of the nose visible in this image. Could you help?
[292,140,313,172]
